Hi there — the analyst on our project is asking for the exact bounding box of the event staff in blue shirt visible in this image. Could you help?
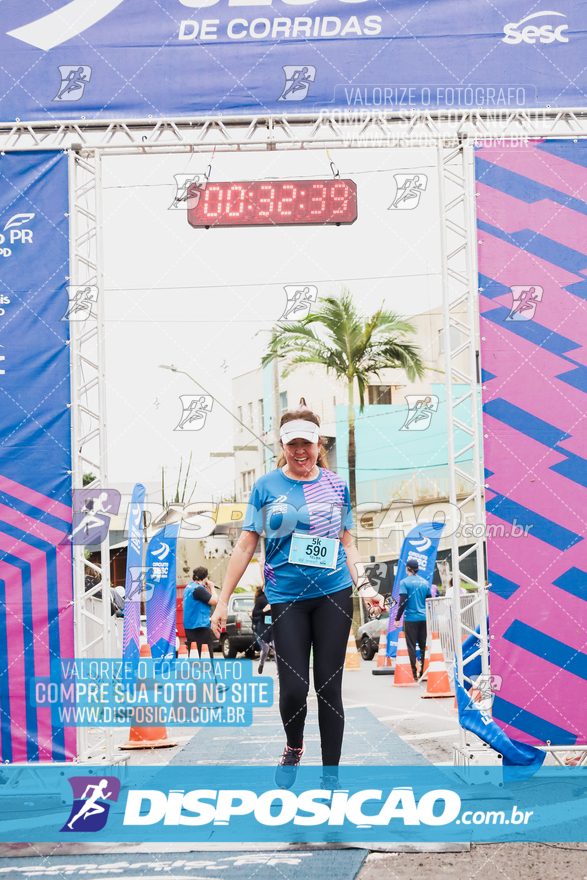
[183,566,218,658]
[394,559,432,681]
[211,409,384,790]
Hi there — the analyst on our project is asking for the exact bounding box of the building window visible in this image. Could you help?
[242,470,255,495]
[247,402,253,428]
[258,398,264,432]
[368,385,392,405]
[237,405,243,430]
[280,391,288,415]
[439,326,461,354]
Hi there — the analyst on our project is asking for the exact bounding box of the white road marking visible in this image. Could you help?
[377,710,457,721]
[400,730,460,741]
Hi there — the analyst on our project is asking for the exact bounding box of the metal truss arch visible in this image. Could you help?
[1,108,587,154]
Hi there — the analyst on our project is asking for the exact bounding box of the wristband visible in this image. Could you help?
[357,582,378,599]
[356,580,373,592]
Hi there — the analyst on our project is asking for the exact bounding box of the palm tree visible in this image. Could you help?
[262,289,426,513]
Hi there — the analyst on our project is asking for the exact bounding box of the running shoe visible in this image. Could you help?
[320,773,342,791]
[257,660,264,675]
[275,743,304,790]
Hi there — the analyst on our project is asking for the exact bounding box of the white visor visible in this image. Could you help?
[280,419,320,444]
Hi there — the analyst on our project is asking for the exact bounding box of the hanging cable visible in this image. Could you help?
[326,148,340,179]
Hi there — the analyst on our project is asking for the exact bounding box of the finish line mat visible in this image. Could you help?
[169,707,432,767]
[0,849,369,880]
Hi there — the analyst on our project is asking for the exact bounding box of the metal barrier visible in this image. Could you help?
[426,593,482,679]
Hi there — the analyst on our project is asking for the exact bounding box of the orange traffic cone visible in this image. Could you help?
[372,627,395,676]
[200,642,212,660]
[392,630,418,687]
[420,641,430,682]
[376,628,392,668]
[178,642,188,658]
[119,644,178,749]
[421,632,454,698]
[344,632,361,670]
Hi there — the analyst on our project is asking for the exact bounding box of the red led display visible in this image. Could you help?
[187,179,357,228]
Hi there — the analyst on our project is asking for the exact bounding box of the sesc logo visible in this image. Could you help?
[502,11,569,45]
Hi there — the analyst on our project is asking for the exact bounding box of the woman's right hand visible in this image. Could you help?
[364,593,386,618]
[210,602,227,638]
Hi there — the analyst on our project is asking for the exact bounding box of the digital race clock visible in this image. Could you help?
[187,179,357,228]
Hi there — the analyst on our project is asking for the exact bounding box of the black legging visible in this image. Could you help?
[184,626,215,657]
[271,586,353,767]
[404,619,427,678]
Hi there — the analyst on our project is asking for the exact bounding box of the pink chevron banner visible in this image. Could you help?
[477,140,587,746]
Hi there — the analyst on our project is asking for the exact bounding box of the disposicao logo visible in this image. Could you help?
[123,786,461,827]
[61,776,121,832]
[502,11,569,44]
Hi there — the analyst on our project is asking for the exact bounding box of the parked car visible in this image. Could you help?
[357,613,390,661]
[220,594,257,659]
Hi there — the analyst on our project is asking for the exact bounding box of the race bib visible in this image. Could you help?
[288,534,339,570]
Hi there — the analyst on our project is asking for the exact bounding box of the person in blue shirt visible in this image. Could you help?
[394,559,432,680]
[183,566,218,657]
[211,409,384,790]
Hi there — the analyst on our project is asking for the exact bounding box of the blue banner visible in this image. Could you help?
[122,483,146,664]
[0,2,586,119]
[0,151,76,762]
[386,521,444,657]
[1,764,585,843]
[455,675,545,782]
[146,524,179,659]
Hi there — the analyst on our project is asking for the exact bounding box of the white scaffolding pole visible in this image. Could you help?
[437,140,489,759]
[68,150,121,764]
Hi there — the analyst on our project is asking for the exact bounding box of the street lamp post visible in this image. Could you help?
[158,364,275,459]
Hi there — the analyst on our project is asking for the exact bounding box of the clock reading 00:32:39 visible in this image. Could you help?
[187,179,357,228]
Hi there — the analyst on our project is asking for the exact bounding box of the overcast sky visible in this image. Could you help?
[102,146,443,500]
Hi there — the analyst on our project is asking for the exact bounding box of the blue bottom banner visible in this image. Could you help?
[2,766,587,843]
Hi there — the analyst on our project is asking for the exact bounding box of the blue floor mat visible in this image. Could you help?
[171,706,431,766]
[0,849,369,880]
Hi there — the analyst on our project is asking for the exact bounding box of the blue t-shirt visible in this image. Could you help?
[242,468,354,604]
[399,574,432,622]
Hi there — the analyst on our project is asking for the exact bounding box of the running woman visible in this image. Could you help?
[211,409,384,789]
